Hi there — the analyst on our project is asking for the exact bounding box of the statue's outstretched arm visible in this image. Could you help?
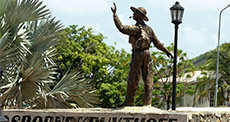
[152,32,173,59]
[111,2,138,36]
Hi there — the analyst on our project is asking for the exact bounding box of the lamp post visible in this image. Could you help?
[215,3,230,107]
[170,1,184,110]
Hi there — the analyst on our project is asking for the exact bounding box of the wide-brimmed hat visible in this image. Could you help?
[130,6,149,21]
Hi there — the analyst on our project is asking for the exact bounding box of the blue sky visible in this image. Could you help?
[42,0,230,58]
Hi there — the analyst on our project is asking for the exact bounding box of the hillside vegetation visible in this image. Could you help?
[192,48,215,68]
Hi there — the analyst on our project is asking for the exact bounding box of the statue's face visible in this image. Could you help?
[133,12,144,21]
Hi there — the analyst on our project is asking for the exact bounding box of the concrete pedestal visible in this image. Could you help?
[176,107,230,122]
[2,107,187,122]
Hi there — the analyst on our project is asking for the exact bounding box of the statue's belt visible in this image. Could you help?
[133,48,149,52]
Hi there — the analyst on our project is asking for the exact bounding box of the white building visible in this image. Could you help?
[181,71,214,107]
[160,71,215,108]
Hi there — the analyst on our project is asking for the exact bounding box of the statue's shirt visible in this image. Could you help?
[113,14,163,52]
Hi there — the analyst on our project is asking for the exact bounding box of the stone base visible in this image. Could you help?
[4,107,230,122]
[2,107,187,122]
[176,107,230,122]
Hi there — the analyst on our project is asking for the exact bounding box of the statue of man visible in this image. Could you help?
[111,3,173,107]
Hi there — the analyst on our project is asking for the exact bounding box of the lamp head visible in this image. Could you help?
[170,1,184,25]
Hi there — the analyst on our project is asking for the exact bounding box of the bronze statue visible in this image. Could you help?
[111,3,173,107]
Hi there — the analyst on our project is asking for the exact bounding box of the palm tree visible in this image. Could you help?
[33,71,98,108]
[192,71,215,107]
[194,43,230,106]
[0,0,97,109]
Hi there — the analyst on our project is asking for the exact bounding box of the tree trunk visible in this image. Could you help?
[166,96,171,110]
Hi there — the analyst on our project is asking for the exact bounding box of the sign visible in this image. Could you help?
[2,108,188,122]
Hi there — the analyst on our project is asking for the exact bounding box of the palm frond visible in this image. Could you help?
[0,0,11,17]
[4,0,50,36]
[24,18,63,53]
[0,0,95,109]
[194,90,210,103]
[0,32,21,72]
[33,88,72,108]
[1,52,57,108]
[35,71,99,108]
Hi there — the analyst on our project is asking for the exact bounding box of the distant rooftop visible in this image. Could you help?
[160,71,215,83]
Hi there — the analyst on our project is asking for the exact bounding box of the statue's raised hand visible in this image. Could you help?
[166,52,174,59]
[111,2,117,14]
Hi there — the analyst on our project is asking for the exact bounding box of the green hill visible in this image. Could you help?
[192,42,230,70]
[191,48,216,68]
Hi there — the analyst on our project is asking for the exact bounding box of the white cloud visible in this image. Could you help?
[118,33,128,43]
[117,14,133,25]
[146,0,172,9]
[180,26,217,58]
[40,0,230,59]
[183,27,209,43]
[181,0,229,11]
[117,33,131,51]
[146,0,230,11]
[42,0,109,15]
[86,24,101,33]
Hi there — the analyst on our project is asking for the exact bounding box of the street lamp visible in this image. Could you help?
[170,1,184,110]
[0,68,8,122]
[215,3,230,107]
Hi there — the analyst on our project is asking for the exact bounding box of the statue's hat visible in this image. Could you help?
[130,6,149,21]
